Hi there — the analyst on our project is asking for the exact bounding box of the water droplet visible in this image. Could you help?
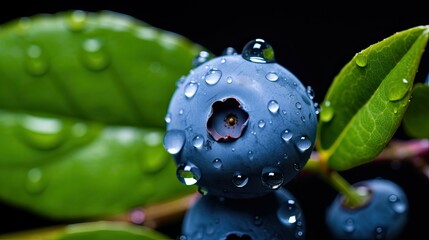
[266,72,279,82]
[388,194,407,214]
[258,120,265,128]
[253,215,263,226]
[163,129,185,154]
[277,199,301,226]
[343,218,355,233]
[226,76,233,84]
[81,38,110,71]
[248,150,254,160]
[176,163,201,185]
[355,51,367,67]
[204,68,222,85]
[192,135,204,149]
[66,10,87,32]
[213,158,222,169]
[231,147,236,152]
[193,51,211,67]
[223,47,237,55]
[293,163,301,171]
[295,135,312,153]
[268,100,279,114]
[232,171,248,187]
[179,109,184,115]
[184,81,199,98]
[242,38,275,63]
[261,167,284,189]
[295,102,302,110]
[320,100,334,122]
[25,45,49,76]
[313,102,320,115]
[281,129,293,142]
[307,86,315,100]
[164,113,172,124]
[198,187,208,195]
[26,168,46,194]
[374,226,385,239]
[388,78,410,101]
[18,115,66,150]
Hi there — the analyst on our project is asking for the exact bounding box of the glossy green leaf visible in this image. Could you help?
[0,10,205,128]
[0,221,168,240]
[0,10,202,219]
[317,25,429,170]
[0,110,196,218]
[402,83,429,138]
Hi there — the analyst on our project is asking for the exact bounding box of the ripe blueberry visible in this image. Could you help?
[163,39,318,198]
[180,188,306,240]
[325,178,409,240]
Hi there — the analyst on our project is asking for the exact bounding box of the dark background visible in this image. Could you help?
[1,1,428,239]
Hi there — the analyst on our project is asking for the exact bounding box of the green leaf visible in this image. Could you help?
[402,83,429,138]
[0,110,196,219]
[317,25,429,170]
[0,221,168,240]
[0,10,205,128]
[0,10,202,218]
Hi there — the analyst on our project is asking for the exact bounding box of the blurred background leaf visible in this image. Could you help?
[0,10,205,220]
[402,83,429,138]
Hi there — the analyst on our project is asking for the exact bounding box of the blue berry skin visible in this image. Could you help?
[163,39,318,199]
[181,188,306,240]
[325,178,409,240]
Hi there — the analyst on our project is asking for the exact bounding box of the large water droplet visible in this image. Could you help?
[192,51,211,67]
[192,134,204,149]
[295,135,312,153]
[212,158,222,169]
[355,51,367,67]
[277,199,301,226]
[66,10,87,32]
[18,115,66,150]
[163,129,185,154]
[184,81,199,98]
[176,163,201,185]
[388,78,410,101]
[266,72,279,82]
[261,167,284,189]
[241,38,275,63]
[26,168,47,194]
[81,38,110,71]
[232,171,248,187]
[268,100,280,114]
[281,129,293,142]
[25,45,49,76]
[320,100,334,122]
[204,68,222,85]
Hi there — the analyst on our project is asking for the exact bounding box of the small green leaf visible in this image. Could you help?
[317,25,429,170]
[0,221,168,240]
[403,83,429,138]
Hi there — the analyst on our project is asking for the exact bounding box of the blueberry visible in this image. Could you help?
[163,39,318,198]
[180,188,306,240]
[325,178,409,240]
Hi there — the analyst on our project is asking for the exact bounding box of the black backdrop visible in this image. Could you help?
[1,1,428,239]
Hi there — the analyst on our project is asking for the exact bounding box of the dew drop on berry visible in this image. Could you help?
[204,68,222,85]
[184,81,198,98]
[164,113,172,124]
[192,50,211,67]
[176,163,201,185]
[248,150,254,160]
[261,167,284,190]
[295,102,302,110]
[343,218,355,233]
[226,76,233,84]
[241,38,275,63]
[232,171,248,187]
[295,136,312,153]
[268,100,280,113]
[163,129,185,154]
[265,72,279,82]
[374,226,385,239]
[258,120,265,128]
[388,194,407,214]
[253,215,263,226]
[277,199,300,225]
[192,134,204,149]
[212,158,222,169]
[222,47,237,55]
[281,129,293,142]
[306,86,315,100]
